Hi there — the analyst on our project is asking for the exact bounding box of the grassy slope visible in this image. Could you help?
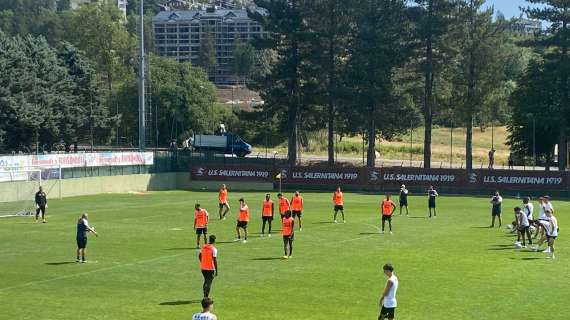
[1,191,568,320]
[259,126,510,165]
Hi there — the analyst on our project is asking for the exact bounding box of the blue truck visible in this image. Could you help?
[192,133,252,157]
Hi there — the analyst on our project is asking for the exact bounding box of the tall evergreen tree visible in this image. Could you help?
[348,0,414,167]
[249,0,309,165]
[523,0,570,170]
[409,0,459,168]
[454,0,503,170]
[305,0,353,165]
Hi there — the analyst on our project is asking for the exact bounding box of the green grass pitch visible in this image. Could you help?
[1,191,569,319]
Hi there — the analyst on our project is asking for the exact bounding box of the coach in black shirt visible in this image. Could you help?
[35,186,47,223]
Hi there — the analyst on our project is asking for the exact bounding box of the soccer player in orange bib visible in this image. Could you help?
[218,184,230,220]
[282,211,295,259]
[277,193,290,220]
[291,191,304,231]
[381,194,396,234]
[198,235,218,298]
[194,203,209,248]
[261,193,275,237]
[235,198,249,243]
[333,186,345,223]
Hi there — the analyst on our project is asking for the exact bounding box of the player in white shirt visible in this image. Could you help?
[192,298,218,320]
[533,210,558,258]
[523,197,534,221]
[379,264,399,320]
[514,207,531,248]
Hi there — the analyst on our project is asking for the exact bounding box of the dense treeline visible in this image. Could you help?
[247,0,569,169]
[0,0,218,152]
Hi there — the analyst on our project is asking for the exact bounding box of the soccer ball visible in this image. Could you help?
[506,224,514,231]
[514,242,523,249]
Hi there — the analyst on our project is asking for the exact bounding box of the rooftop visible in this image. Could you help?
[152,7,265,23]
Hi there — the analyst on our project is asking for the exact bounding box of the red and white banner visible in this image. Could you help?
[0,152,154,173]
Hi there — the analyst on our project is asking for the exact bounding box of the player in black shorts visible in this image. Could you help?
[35,186,48,223]
[428,185,438,218]
[398,184,409,216]
[76,213,98,263]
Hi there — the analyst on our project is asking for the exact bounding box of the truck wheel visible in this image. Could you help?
[237,151,246,158]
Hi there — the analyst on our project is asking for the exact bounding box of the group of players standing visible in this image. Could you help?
[193,183,445,320]
[491,192,559,259]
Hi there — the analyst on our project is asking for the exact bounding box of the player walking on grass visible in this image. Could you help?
[194,203,209,248]
[398,185,409,216]
[261,194,274,237]
[427,185,438,218]
[282,211,294,259]
[490,191,503,228]
[534,196,553,239]
[35,186,48,223]
[235,198,249,243]
[291,191,304,231]
[199,235,218,298]
[381,195,396,234]
[379,264,398,320]
[76,213,98,263]
[333,186,345,223]
[278,193,290,220]
[218,184,230,220]
[192,298,218,320]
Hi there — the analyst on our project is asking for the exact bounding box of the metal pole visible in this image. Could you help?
[533,117,536,169]
[450,121,453,168]
[138,0,146,151]
[491,121,494,150]
[409,120,413,167]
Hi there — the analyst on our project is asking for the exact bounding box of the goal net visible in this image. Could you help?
[0,168,60,218]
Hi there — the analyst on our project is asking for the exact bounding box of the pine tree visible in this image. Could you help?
[523,0,570,170]
[348,0,414,167]
[409,0,459,168]
[249,0,309,165]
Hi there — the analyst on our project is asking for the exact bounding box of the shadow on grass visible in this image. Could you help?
[488,247,514,251]
[251,257,282,261]
[159,300,201,306]
[313,221,335,224]
[509,257,542,261]
[359,232,379,235]
[45,262,76,266]
[471,226,492,229]
[407,216,427,219]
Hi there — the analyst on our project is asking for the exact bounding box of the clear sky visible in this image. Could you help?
[484,0,533,18]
